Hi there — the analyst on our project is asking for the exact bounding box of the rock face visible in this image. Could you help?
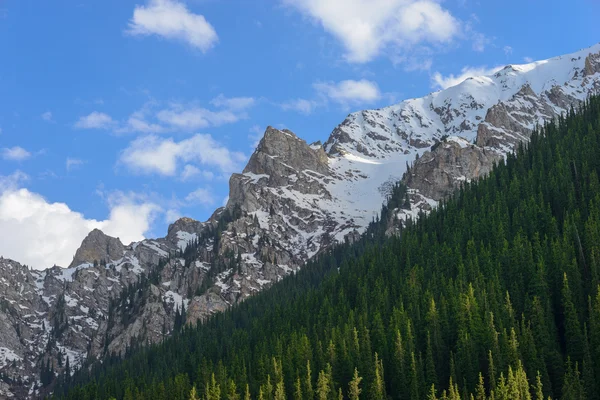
[1,43,599,399]
[69,229,125,268]
[404,138,501,202]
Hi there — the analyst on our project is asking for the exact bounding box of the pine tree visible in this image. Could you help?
[561,358,585,400]
[189,385,200,400]
[371,353,386,400]
[535,372,544,400]
[475,373,486,400]
[294,377,303,400]
[245,384,252,400]
[427,385,438,400]
[306,360,314,400]
[274,380,285,400]
[348,368,362,400]
[228,379,241,400]
[488,351,497,390]
[425,332,437,390]
[562,274,584,363]
[317,370,331,400]
[408,352,419,400]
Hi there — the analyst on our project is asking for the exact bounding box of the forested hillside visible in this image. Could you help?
[53,96,600,400]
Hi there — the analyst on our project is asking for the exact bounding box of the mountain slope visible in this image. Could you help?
[0,43,599,398]
[55,94,600,400]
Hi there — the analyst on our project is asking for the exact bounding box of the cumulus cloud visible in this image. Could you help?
[283,0,460,63]
[0,181,160,269]
[431,65,503,90]
[314,79,381,105]
[74,111,115,129]
[127,0,218,52]
[120,134,246,176]
[2,146,31,161]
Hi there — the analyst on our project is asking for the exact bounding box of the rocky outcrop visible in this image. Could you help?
[404,138,502,201]
[69,229,125,268]
[584,52,600,77]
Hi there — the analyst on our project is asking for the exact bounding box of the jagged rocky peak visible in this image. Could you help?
[228,126,332,213]
[69,228,125,268]
[244,126,329,176]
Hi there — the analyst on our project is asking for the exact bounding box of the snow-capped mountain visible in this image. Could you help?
[1,43,599,398]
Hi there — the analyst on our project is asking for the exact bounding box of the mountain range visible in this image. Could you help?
[0,42,599,399]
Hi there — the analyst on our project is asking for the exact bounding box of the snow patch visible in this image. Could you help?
[176,231,198,251]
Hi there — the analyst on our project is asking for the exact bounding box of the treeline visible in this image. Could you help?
[52,96,600,400]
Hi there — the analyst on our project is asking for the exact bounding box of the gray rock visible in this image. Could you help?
[69,229,125,268]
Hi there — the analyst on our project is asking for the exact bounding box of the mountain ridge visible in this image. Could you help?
[1,42,599,398]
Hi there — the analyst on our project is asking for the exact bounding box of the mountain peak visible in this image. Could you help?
[243,126,329,177]
[69,228,125,268]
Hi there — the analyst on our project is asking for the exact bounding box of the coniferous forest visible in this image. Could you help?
[52,96,600,400]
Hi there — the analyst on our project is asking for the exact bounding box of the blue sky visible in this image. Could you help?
[0,0,598,269]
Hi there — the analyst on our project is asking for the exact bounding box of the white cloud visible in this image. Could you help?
[314,79,381,105]
[280,79,382,114]
[524,56,534,63]
[41,111,53,122]
[210,94,256,110]
[0,171,28,191]
[122,114,167,134]
[116,97,252,134]
[120,134,246,176]
[127,0,218,52]
[181,164,201,181]
[431,65,503,90]
[185,187,215,206]
[284,0,460,63]
[503,45,513,56]
[66,158,85,171]
[156,104,243,130]
[0,184,159,269]
[2,146,31,161]
[280,98,318,115]
[180,165,214,181]
[74,111,115,129]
